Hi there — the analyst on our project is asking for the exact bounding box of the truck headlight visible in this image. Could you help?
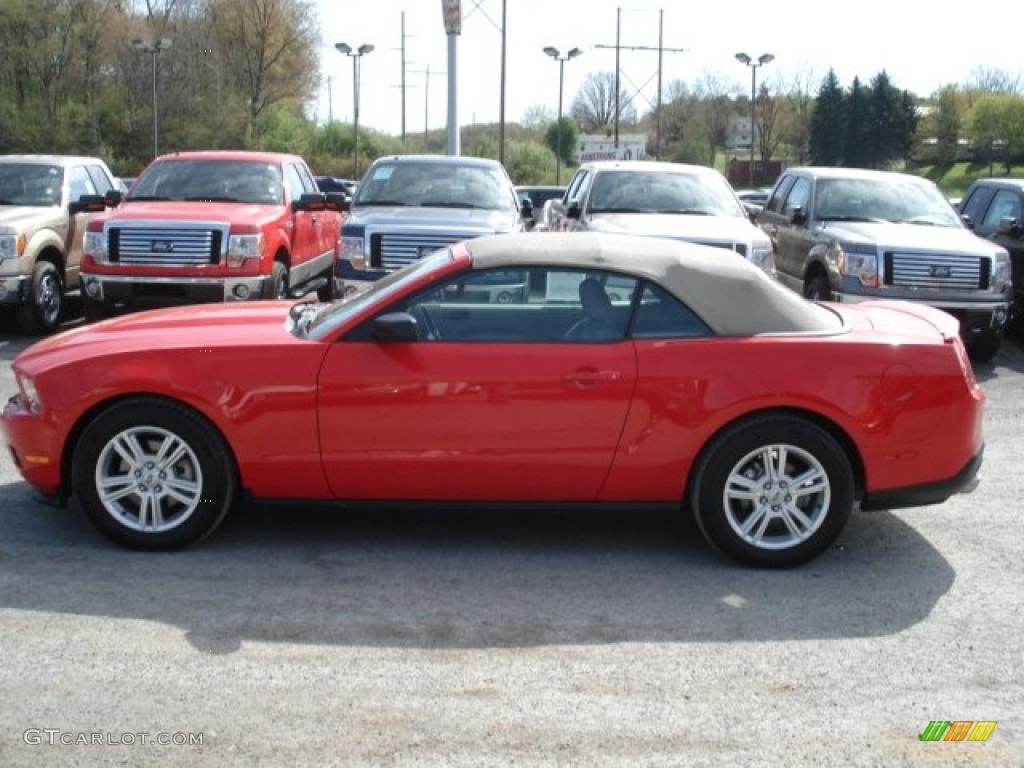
[0,233,26,261]
[991,251,1011,294]
[749,241,775,273]
[341,236,366,270]
[226,233,263,267]
[83,230,108,263]
[837,242,879,288]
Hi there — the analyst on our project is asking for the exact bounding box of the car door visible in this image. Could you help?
[316,266,640,501]
[64,164,108,289]
[759,174,812,293]
[284,162,319,266]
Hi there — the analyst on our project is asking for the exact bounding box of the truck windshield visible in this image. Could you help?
[128,160,284,205]
[354,161,517,212]
[814,177,962,227]
[0,163,63,207]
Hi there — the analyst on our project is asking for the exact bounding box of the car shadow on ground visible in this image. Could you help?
[0,480,954,654]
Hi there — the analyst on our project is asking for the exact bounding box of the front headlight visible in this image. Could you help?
[837,242,879,288]
[340,236,366,270]
[83,230,108,263]
[15,371,42,412]
[991,250,1012,294]
[226,233,263,268]
[749,241,775,274]
[0,233,27,261]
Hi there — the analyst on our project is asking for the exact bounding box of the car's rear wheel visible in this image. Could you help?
[691,415,854,568]
[16,261,63,334]
[71,398,237,550]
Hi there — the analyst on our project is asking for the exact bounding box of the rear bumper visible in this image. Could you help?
[859,445,984,511]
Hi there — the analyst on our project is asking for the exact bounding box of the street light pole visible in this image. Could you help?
[132,38,172,160]
[542,46,582,186]
[335,42,375,178]
[735,52,774,187]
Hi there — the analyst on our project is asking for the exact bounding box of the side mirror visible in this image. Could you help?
[324,191,351,213]
[520,198,534,219]
[790,205,806,226]
[372,311,419,343]
[69,194,109,215]
[961,214,975,231]
[997,216,1022,238]
[292,192,327,212]
[567,200,582,220]
[104,189,122,207]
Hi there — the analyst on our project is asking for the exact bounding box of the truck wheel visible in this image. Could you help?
[803,272,831,302]
[16,261,63,334]
[83,299,112,323]
[690,415,854,568]
[71,398,238,550]
[264,261,289,299]
[967,332,1001,363]
[317,270,339,302]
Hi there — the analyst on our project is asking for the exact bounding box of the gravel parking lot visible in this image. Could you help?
[0,321,1022,767]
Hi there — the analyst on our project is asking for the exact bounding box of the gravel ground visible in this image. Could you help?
[0,325,1021,767]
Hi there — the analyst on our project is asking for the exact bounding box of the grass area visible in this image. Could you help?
[914,161,1024,198]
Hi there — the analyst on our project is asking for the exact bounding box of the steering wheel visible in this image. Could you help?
[409,304,440,341]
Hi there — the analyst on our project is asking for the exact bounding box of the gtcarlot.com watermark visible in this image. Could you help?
[24,729,203,746]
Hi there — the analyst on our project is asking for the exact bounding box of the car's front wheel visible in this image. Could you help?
[967,331,1001,363]
[16,261,63,334]
[691,415,854,568]
[71,398,237,550]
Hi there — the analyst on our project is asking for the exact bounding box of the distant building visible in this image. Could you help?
[577,133,647,163]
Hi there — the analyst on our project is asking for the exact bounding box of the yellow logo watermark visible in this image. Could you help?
[920,721,996,742]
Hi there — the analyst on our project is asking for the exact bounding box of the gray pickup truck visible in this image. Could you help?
[0,155,118,333]
[336,155,526,297]
[756,167,1012,361]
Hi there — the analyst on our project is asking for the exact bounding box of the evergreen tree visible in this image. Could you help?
[867,71,908,168]
[844,78,872,167]
[809,69,846,165]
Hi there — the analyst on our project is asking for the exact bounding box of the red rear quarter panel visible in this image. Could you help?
[601,332,983,501]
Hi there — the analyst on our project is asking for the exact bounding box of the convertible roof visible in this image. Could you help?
[465,232,841,336]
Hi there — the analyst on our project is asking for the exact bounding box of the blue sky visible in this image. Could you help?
[315,0,1023,136]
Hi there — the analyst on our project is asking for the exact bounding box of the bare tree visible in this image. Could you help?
[694,70,733,166]
[570,72,635,134]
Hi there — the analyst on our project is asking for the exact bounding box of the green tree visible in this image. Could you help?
[503,140,555,185]
[809,69,846,165]
[544,116,579,166]
[844,77,872,167]
[934,85,963,167]
[969,93,1024,172]
[866,71,916,168]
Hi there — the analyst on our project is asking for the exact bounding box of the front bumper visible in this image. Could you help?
[0,274,31,305]
[81,273,269,307]
[335,260,387,297]
[2,394,63,500]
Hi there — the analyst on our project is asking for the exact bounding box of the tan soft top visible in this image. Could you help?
[465,232,840,336]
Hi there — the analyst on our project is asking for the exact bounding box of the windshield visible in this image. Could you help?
[128,159,284,205]
[304,248,456,340]
[0,163,63,207]
[588,170,745,216]
[814,177,961,226]
[354,161,517,211]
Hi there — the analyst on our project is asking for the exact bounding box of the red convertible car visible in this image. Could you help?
[2,233,984,567]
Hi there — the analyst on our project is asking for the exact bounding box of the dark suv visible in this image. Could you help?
[755,167,1012,361]
[959,178,1024,325]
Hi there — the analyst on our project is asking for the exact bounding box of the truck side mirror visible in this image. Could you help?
[292,192,327,212]
[69,195,109,215]
[567,200,582,220]
[324,192,350,213]
[998,216,1022,238]
[790,205,806,226]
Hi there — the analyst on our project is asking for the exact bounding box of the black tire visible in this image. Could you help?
[71,398,237,550]
[690,415,854,568]
[82,298,112,323]
[316,270,338,302]
[803,271,831,302]
[263,261,289,299]
[967,332,1001,363]
[15,261,63,334]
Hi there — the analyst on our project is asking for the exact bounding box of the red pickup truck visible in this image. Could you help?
[80,150,347,320]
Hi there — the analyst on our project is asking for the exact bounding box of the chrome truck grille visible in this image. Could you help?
[108,221,229,266]
[885,251,988,290]
[370,232,469,271]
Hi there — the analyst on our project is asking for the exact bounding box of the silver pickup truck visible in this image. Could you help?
[0,155,118,332]
[755,167,1012,361]
[336,155,526,297]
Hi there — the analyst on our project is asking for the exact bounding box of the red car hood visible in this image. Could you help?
[109,200,285,226]
[15,302,301,373]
